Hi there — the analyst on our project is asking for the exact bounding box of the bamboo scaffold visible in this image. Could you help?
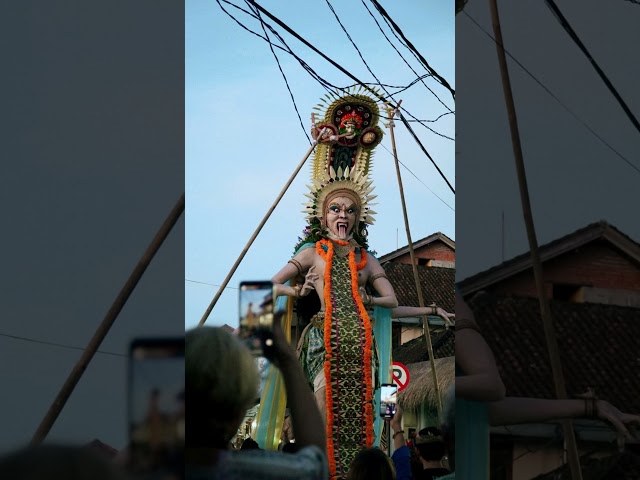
[31,193,185,444]
[488,0,583,478]
[386,100,443,419]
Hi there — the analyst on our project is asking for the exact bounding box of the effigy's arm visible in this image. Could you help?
[455,292,506,402]
[365,256,398,309]
[272,247,316,298]
[488,397,640,442]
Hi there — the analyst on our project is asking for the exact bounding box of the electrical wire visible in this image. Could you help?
[462,11,640,176]
[247,1,312,144]
[361,0,455,114]
[380,143,454,212]
[0,332,126,358]
[218,0,454,140]
[186,278,239,289]
[369,0,455,100]
[245,0,455,193]
[544,0,640,135]
[322,0,454,141]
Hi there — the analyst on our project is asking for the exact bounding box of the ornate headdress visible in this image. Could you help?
[303,88,384,228]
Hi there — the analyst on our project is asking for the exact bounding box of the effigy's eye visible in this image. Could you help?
[347,208,356,215]
[329,205,340,213]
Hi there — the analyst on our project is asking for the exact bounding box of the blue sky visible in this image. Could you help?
[186,1,455,329]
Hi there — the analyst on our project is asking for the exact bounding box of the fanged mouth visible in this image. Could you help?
[337,222,348,237]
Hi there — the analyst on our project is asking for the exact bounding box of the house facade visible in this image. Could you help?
[458,221,640,479]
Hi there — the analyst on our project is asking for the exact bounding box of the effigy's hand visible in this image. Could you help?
[596,400,640,447]
[434,306,455,326]
[358,286,372,306]
[299,265,318,297]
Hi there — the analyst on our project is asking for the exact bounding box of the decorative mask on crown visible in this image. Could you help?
[303,88,384,231]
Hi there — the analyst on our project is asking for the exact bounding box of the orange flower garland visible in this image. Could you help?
[317,240,337,475]
[347,247,374,447]
[318,238,375,475]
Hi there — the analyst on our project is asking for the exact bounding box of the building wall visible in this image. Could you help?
[393,241,455,265]
[489,242,640,300]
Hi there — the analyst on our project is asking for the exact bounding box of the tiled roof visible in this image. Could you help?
[532,452,640,480]
[468,293,640,413]
[384,262,455,312]
[392,329,454,364]
[459,221,640,296]
[378,232,455,264]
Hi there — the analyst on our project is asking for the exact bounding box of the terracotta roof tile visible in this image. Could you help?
[392,329,454,364]
[468,293,640,413]
[383,263,455,312]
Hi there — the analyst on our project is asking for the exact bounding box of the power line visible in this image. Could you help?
[322,0,454,141]
[361,0,455,114]
[186,278,239,289]
[218,0,454,140]
[462,11,640,176]
[0,332,126,358]
[245,0,455,194]
[380,144,454,212]
[248,1,312,144]
[544,0,640,135]
[369,0,455,100]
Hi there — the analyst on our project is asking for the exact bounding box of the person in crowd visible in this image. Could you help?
[414,427,449,480]
[184,321,327,480]
[240,438,260,450]
[346,447,396,480]
[385,405,412,480]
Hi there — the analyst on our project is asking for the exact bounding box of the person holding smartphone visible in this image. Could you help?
[185,320,327,480]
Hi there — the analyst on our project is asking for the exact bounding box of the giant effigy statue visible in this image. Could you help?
[266,90,398,478]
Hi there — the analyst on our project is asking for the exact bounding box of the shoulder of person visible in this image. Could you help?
[219,446,328,479]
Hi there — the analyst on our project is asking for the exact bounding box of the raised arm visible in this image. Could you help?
[455,292,506,402]
[362,256,398,309]
[271,247,318,299]
[488,397,640,441]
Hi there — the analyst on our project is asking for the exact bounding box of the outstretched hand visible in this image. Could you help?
[299,265,318,297]
[596,399,640,446]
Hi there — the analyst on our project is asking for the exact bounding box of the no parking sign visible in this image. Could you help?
[392,361,410,392]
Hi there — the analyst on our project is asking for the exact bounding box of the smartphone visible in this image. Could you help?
[238,281,275,356]
[380,383,398,419]
[128,337,184,478]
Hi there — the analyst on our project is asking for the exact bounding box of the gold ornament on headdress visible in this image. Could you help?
[304,88,384,226]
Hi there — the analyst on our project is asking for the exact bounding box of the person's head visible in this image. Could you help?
[347,447,395,480]
[185,326,259,448]
[322,190,361,240]
[240,438,260,450]
[415,426,446,463]
[0,445,127,480]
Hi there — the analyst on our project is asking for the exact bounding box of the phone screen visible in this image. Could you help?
[128,338,184,477]
[380,383,398,419]
[238,281,275,356]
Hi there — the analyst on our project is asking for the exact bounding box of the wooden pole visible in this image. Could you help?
[198,141,319,327]
[31,193,185,444]
[487,1,583,478]
[387,101,443,418]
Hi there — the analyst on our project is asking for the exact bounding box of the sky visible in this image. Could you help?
[185,0,456,330]
[455,0,640,281]
[1,1,184,453]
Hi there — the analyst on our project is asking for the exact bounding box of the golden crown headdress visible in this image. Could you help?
[303,88,384,226]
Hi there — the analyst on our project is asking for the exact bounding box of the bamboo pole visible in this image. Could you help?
[31,193,185,444]
[386,101,443,418]
[198,140,320,327]
[487,1,583,478]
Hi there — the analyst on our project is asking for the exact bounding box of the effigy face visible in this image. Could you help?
[325,195,359,240]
